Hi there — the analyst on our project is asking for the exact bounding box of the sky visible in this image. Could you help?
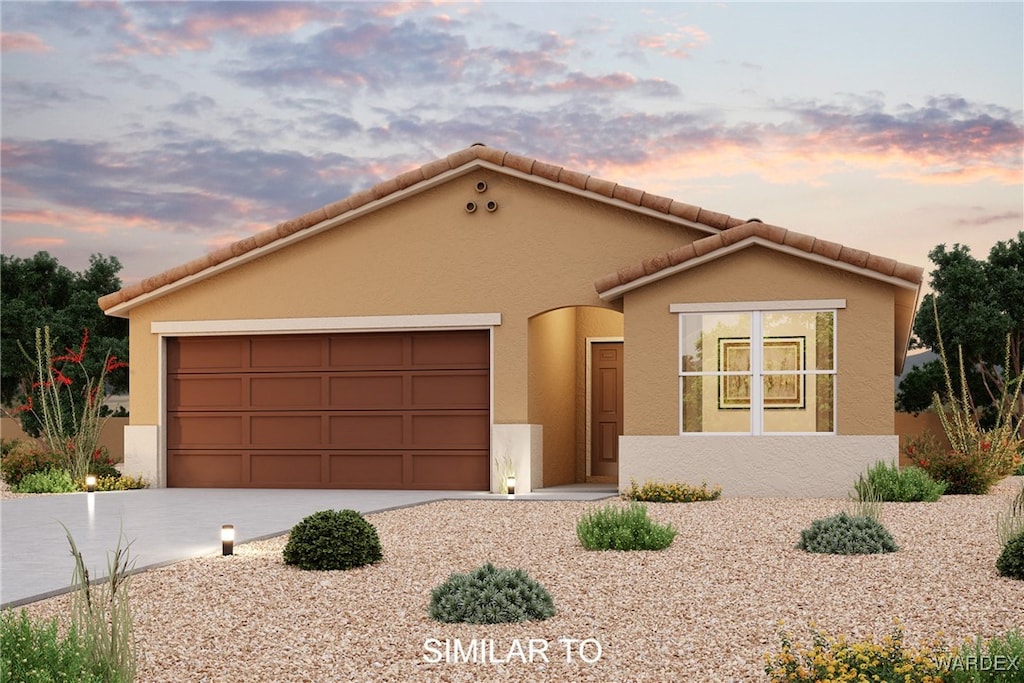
[1,1,1021,289]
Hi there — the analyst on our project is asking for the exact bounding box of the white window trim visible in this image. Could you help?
[676,306,838,436]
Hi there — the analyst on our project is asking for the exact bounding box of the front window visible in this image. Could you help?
[679,309,835,434]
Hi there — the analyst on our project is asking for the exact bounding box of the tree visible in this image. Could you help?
[897,232,1023,425]
[1,252,128,420]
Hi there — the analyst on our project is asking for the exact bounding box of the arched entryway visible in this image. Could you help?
[527,306,624,486]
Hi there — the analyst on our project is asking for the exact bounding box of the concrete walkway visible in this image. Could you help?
[0,485,615,607]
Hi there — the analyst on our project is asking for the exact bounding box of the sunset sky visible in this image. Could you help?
[2,1,1021,287]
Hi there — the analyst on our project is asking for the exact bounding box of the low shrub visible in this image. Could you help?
[904,431,1002,495]
[996,529,1024,580]
[576,502,677,551]
[946,630,1024,682]
[622,478,722,503]
[0,439,59,486]
[1015,460,1024,476]
[283,509,382,570]
[854,460,946,502]
[83,475,149,492]
[764,622,948,682]
[0,609,109,683]
[797,512,898,555]
[428,563,555,624]
[997,482,1024,547]
[13,467,77,494]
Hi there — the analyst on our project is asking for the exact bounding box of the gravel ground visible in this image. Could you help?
[15,478,1024,682]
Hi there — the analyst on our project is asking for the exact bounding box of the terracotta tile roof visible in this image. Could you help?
[593,220,924,298]
[98,144,919,313]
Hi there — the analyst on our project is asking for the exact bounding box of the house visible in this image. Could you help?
[99,145,922,497]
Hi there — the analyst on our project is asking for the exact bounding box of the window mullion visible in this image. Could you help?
[750,311,763,435]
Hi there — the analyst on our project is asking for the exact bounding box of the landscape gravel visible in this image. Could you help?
[15,477,1024,682]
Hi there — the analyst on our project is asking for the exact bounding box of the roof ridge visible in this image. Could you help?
[593,221,924,296]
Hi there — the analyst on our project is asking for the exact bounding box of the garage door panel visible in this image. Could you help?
[250,336,323,369]
[168,376,245,409]
[250,415,323,446]
[412,452,489,488]
[168,453,243,487]
[330,334,404,368]
[411,373,488,408]
[251,453,323,485]
[411,332,488,367]
[169,415,245,446]
[329,374,404,408]
[411,413,489,447]
[328,414,405,447]
[250,376,323,408]
[169,338,246,371]
[329,453,404,487]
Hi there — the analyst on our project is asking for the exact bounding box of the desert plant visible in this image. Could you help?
[854,460,946,503]
[622,478,722,503]
[0,438,59,486]
[797,512,898,555]
[996,529,1024,580]
[847,474,883,521]
[65,526,137,682]
[428,563,555,624]
[13,467,77,493]
[0,609,109,683]
[764,622,948,682]
[282,509,383,570]
[905,431,1003,495]
[1015,460,1024,476]
[84,474,149,492]
[997,482,1024,547]
[576,502,677,551]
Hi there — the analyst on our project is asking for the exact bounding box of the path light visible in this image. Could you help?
[221,525,235,556]
[85,475,97,493]
[506,475,516,498]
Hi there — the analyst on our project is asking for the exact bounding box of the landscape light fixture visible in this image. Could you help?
[221,524,235,556]
[85,475,97,493]
[506,475,516,498]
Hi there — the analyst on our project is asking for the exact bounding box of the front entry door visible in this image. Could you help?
[590,342,623,480]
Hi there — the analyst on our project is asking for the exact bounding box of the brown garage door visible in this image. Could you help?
[166,330,490,489]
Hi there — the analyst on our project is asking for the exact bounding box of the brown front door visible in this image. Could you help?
[590,341,623,480]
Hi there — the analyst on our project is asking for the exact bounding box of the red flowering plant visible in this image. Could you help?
[9,326,128,483]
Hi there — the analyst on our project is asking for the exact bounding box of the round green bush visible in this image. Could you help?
[429,563,555,624]
[12,468,76,494]
[576,502,677,551]
[798,512,898,555]
[996,530,1024,580]
[282,509,382,570]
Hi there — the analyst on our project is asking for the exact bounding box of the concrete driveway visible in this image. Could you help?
[1,485,615,607]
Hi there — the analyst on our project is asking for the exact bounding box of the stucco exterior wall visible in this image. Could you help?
[622,246,896,437]
[620,435,897,497]
[528,307,577,486]
[123,169,707,430]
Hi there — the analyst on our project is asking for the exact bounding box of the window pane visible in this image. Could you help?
[681,313,751,372]
[762,374,834,432]
[762,311,833,371]
[682,376,751,433]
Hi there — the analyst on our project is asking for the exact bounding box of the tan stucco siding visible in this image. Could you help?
[125,169,706,427]
[622,246,896,436]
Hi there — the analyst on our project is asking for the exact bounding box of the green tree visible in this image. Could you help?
[897,232,1023,424]
[1,252,128,427]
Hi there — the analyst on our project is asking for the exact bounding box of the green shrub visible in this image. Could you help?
[1014,460,1024,476]
[283,509,382,570]
[0,439,59,486]
[622,478,722,503]
[946,630,1024,682]
[996,529,1024,580]
[904,431,1002,495]
[854,461,946,502]
[428,563,555,624]
[765,622,947,682]
[13,467,77,493]
[576,502,677,551]
[797,512,898,555]
[0,609,110,683]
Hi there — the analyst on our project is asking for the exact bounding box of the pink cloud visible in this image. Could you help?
[633,25,709,59]
[1,32,54,54]
[14,237,66,248]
